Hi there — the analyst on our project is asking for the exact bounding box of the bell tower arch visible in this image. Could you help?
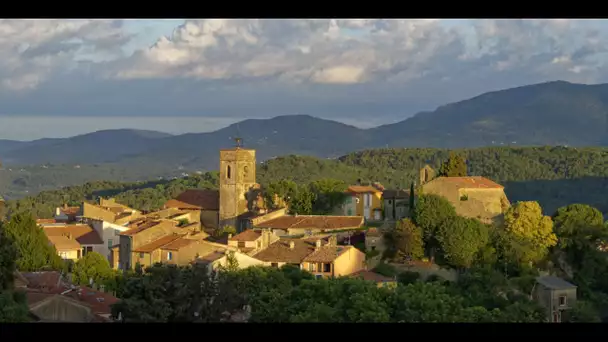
[219,138,256,229]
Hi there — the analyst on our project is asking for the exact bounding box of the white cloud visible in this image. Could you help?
[3,19,608,129]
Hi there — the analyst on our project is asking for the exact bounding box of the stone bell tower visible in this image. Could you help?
[219,138,257,229]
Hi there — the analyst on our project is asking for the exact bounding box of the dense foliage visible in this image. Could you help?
[2,214,63,271]
[0,221,30,322]
[112,263,546,323]
[4,146,608,220]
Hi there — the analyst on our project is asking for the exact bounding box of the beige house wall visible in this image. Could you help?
[333,248,366,277]
[250,208,288,226]
[57,249,80,261]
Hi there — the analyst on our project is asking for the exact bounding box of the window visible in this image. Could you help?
[388,200,392,205]
[108,239,113,249]
[271,263,279,268]
[86,246,93,253]
[139,252,144,258]
[167,252,173,261]
[371,246,376,251]
[238,241,246,248]
[227,165,231,179]
[309,263,315,272]
[559,295,567,307]
[323,263,331,272]
[347,208,353,216]
[257,241,261,248]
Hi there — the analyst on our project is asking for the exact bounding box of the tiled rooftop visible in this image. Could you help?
[255,215,364,230]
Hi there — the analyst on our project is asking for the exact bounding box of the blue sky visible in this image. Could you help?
[0,19,607,140]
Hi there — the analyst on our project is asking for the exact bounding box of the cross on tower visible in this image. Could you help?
[234,137,243,148]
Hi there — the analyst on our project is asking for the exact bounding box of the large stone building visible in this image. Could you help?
[219,145,257,229]
[419,167,510,224]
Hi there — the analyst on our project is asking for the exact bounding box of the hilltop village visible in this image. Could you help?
[0,142,599,323]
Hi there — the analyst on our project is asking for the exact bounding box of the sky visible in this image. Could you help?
[1,18,608,140]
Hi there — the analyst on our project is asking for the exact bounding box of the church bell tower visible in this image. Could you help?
[219,138,257,229]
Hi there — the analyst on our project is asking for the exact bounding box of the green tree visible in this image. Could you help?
[0,221,18,290]
[438,151,467,177]
[72,251,113,286]
[308,178,348,214]
[412,194,457,259]
[568,301,601,322]
[220,251,240,273]
[2,213,63,271]
[408,182,415,212]
[552,204,606,250]
[503,201,557,264]
[393,218,424,260]
[436,217,490,269]
[289,185,315,215]
[0,291,30,322]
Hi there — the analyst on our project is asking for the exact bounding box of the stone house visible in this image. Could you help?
[421,176,511,224]
[227,229,279,255]
[252,236,366,278]
[16,271,118,322]
[81,199,142,225]
[254,215,364,237]
[164,189,219,230]
[42,224,104,260]
[534,276,577,323]
[118,219,183,269]
[364,227,386,254]
[383,189,410,221]
[342,184,384,221]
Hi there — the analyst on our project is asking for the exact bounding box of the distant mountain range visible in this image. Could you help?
[1,80,607,170]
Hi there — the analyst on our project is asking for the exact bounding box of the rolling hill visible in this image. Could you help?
[0,80,607,174]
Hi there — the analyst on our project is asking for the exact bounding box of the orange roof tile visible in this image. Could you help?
[255,215,364,230]
[432,176,504,189]
[37,219,58,224]
[193,251,226,264]
[121,219,164,236]
[47,235,82,250]
[64,286,119,317]
[60,206,81,215]
[43,224,103,245]
[229,229,261,242]
[133,234,183,253]
[303,245,351,263]
[347,185,382,194]
[20,272,63,290]
[253,239,318,264]
[160,238,196,251]
[165,189,219,211]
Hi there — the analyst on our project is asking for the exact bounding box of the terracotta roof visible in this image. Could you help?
[121,219,164,236]
[303,245,351,263]
[253,239,318,264]
[350,270,395,283]
[160,238,196,251]
[165,189,219,211]
[229,229,261,242]
[43,224,103,245]
[255,215,364,230]
[48,235,82,250]
[37,219,59,224]
[382,189,410,199]
[60,206,81,215]
[20,272,63,290]
[431,176,504,189]
[193,251,226,264]
[133,234,183,253]
[63,286,119,317]
[347,185,382,194]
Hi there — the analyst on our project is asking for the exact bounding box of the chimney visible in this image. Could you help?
[55,207,61,216]
[315,239,322,249]
[289,241,295,249]
[328,235,337,247]
[64,203,68,209]
[228,234,233,239]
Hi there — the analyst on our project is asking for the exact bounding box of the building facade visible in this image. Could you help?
[219,147,257,230]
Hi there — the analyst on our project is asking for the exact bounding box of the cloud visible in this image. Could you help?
[3,19,608,138]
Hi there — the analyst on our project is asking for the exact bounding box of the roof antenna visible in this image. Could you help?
[234,123,243,148]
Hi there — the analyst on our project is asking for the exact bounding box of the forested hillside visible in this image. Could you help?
[3,146,608,219]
